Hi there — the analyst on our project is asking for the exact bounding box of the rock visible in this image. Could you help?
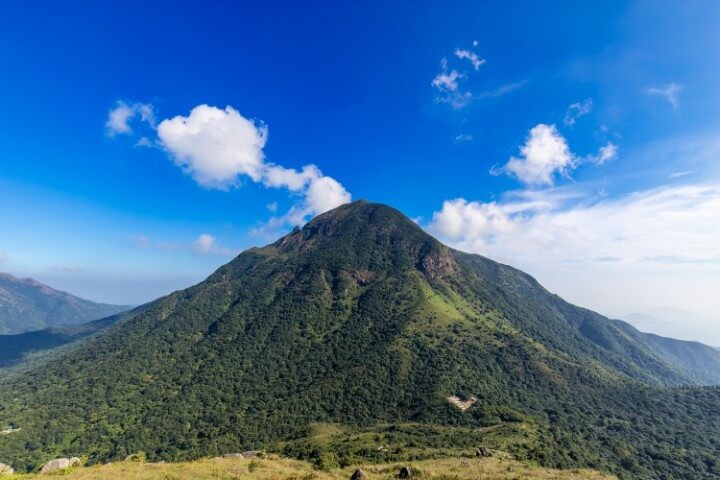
[475,445,491,457]
[40,457,82,473]
[350,468,369,480]
[241,450,263,458]
[0,463,14,475]
[124,453,146,462]
[222,453,244,458]
[399,465,413,478]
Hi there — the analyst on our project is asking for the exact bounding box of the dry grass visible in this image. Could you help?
[9,455,617,480]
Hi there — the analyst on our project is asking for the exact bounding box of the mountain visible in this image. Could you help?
[0,273,129,334]
[0,201,719,479]
[0,310,132,369]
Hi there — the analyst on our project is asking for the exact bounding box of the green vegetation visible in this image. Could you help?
[0,202,718,480]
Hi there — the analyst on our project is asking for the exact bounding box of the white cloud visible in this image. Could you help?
[563,98,593,126]
[454,48,485,70]
[431,59,473,109]
[266,202,278,212]
[669,170,694,179]
[192,233,236,256]
[431,63,464,92]
[152,104,351,225]
[590,142,618,165]
[108,101,351,234]
[0,251,7,262]
[646,83,684,109]
[106,101,155,136]
[454,134,473,142]
[498,124,576,186]
[157,105,268,188]
[426,183,720,343]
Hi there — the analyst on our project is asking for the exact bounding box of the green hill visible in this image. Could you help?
[0,201,718,479]
[0,273,128,334]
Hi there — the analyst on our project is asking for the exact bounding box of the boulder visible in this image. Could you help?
[241,450,263,458]
[222,453,244,458]
[350,468,369,480]
[0,463,14,476]
[475,446,491,458]
[40,457,82,473]
[399,465,413,478]
[124,452,146,462]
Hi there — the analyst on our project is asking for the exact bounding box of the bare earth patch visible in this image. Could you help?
[447,395,477,411]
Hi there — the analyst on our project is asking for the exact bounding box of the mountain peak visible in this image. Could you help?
[267,201,451,277]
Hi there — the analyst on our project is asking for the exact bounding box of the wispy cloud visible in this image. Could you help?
[646,83,684,109]
[479,80,528,99]
[588,142,618,165]
[669,170,694,179]
[454,134,473,143]
[0,251,7,262]
[431,59,473,109]
[105,101,155,136]
[454,48,485,71]
[427,183,720,267]
[563,98,593,126]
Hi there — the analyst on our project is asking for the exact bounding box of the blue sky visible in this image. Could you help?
[1,1,719,342]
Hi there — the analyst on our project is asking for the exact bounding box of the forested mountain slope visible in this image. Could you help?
[0,201,718,479]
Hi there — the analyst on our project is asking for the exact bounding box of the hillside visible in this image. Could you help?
[0,274,128,334]
[0,309,133,369]
[0,201,719,479]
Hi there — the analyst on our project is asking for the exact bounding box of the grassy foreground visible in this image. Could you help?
[11,455,616,479]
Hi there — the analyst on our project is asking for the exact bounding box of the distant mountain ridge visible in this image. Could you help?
[0,273,129,334]
[0,201,719,479]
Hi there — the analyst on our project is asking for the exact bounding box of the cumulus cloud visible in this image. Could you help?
[646,83,683,109]
[157,105,268,188]
[454,48,485,70]
[498,124,576,186]
[192,234,236,256]
[155,105,350,221]
[106,101,154,136]
[563,98,593,126]
[110,102,351,229]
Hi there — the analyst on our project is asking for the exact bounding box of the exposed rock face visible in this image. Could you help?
[399,465,413,478]
[241,450,263,458]
[40,457,81,473]
[350,468,369,480]
[0,463,13,475]
[222,453,244,458]
[475,445,491,457]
